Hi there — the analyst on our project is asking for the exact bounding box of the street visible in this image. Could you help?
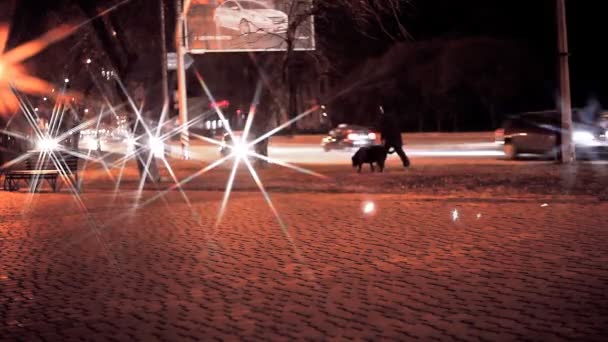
[1,191,607,340]
[93,132,508,166]
[90,132,608,168]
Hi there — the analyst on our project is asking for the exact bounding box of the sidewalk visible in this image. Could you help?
[77,156,608,200]
[1,191,607,340]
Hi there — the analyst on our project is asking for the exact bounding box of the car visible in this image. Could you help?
[213,0,288,35]
[498,110,608,160]
[321,124,378,152]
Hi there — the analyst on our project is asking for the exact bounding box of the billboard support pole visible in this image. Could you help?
[176,0,189,159]
[557,0,574,163]
[159,0,169,125]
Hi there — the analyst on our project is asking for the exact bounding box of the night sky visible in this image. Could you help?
[3,0,606,130]
[409,0,606,107]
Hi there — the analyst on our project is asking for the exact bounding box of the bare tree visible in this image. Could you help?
[269,0,413,134]
[77,0,164,183]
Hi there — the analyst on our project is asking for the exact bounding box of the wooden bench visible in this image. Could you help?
[2,152,79,192]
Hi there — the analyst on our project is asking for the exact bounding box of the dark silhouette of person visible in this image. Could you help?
[379,105,410,167]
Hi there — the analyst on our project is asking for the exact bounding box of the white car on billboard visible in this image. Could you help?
[213,0,288,35]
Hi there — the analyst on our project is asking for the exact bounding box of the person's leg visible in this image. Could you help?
[393,144,410,167]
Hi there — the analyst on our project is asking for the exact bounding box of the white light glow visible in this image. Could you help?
[362,201,375,214]
[408,150,505,157]
[126,136,136,151]
[149,137,164,158]
[37,138,58,151]
[452,209,459,221]
[232,138,250,159]
[573,130,595,145]
[347,133,360,140]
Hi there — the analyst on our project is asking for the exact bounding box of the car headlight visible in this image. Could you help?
[573,130,595,145]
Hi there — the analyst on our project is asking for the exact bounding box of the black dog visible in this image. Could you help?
[351,145,388,173]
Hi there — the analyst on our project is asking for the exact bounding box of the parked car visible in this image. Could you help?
[321,124,378,152]
[213,0,288,35]
[498,110,608,160]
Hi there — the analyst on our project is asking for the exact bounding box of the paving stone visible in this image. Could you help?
[1,191,607,340]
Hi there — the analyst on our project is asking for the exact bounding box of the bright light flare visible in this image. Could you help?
[36,137,59,152]
[229,137,253,160]
[362,201,376,215]
[572,130,599,146]
[452,209,459,221]
[0,24,75,115]
[126,136,136,150]
[149,137,164,158]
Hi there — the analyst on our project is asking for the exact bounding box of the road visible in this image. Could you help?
[88,132,509,166]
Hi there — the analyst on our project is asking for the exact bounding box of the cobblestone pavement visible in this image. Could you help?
[1,191,608,340]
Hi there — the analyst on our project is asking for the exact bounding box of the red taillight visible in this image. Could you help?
[368,132,376,140]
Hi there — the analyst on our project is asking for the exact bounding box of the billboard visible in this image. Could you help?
[186,0,315,53]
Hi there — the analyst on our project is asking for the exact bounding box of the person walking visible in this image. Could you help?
[379,104,410,167]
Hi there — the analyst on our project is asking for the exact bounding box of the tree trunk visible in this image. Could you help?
[435,112,442,132]
[78,0,160,184]
[287,72,297,135]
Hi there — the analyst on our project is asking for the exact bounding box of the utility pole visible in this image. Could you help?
[557,0,575,163]
[159,0,169,126]
[176,0,189,159]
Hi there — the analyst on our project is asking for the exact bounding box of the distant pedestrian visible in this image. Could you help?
[379,105,410,168]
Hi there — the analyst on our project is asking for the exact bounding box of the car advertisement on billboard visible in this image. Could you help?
[186,0,315,53]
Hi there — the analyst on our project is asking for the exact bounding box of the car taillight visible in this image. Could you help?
[495,129,504,139]
[347,133,358,140]
[368,132,376,140]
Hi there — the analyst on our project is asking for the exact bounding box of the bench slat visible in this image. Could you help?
[7,170,59,175]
